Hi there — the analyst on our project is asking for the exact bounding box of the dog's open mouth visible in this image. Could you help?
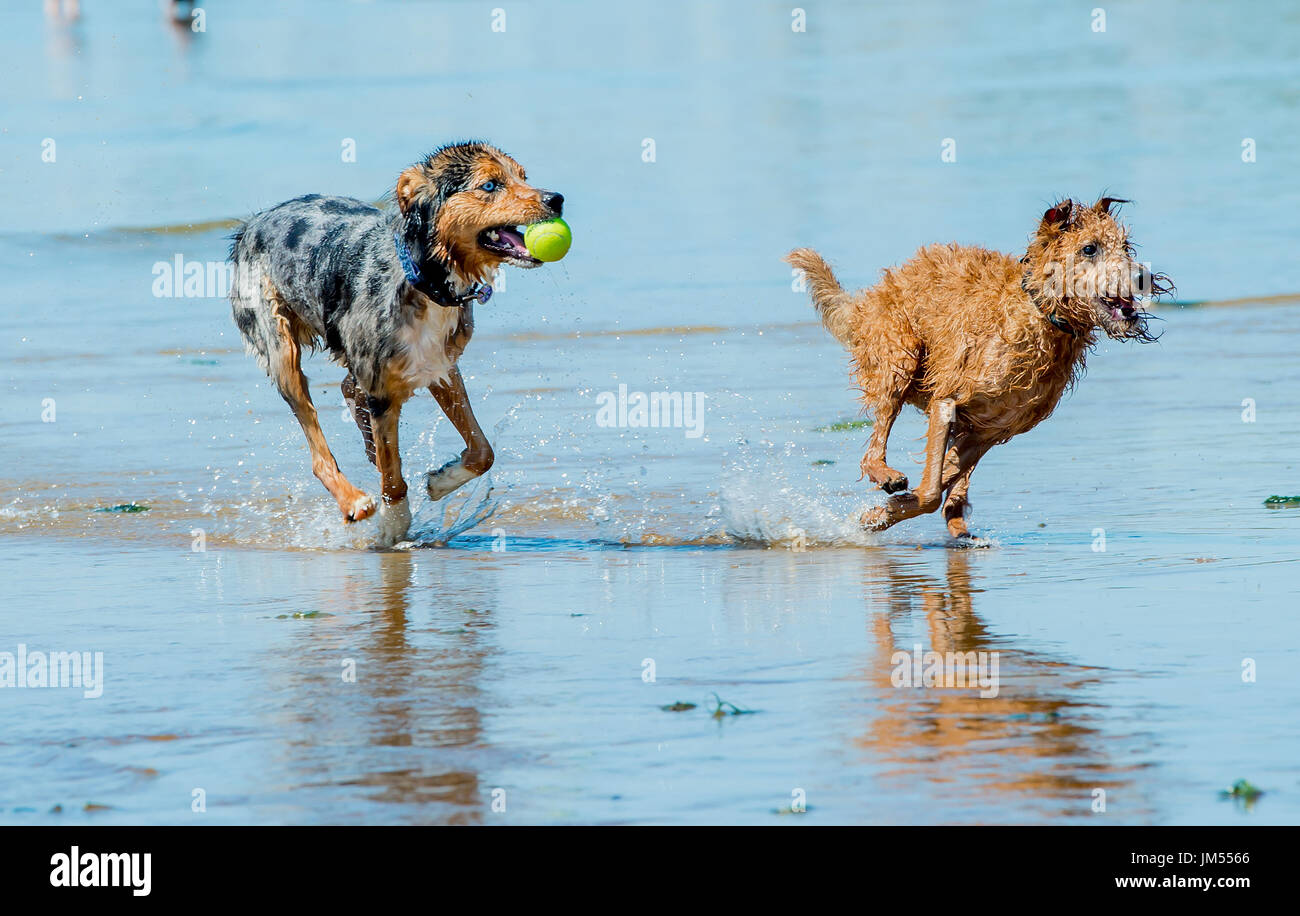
[1101,295,1138,321]
[1096,294,1158,342]
[478,226,541,266]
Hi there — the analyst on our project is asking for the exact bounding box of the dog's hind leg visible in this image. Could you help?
[368,397,411,547]
[341,373,378,466]
[861,398,956,532]
[942,469,974,538]
[941,438,992,539]
[268,298,376,523]
[426,365,494,501]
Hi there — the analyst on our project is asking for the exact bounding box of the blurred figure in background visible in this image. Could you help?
[43,0,80,22]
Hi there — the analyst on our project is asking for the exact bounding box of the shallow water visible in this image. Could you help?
[2,0,1298,824]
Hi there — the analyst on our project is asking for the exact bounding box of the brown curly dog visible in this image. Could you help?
[787,196,1172,541]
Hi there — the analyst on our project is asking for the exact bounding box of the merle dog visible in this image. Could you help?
[230,141,563,545]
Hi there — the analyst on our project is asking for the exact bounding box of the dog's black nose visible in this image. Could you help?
[1133,265,1152,296]
[541,191,564,216]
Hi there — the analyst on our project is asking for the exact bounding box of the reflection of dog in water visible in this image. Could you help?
[860,552,1128,805]
[788,197,1171,540]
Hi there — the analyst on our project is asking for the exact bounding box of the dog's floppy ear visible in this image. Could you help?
[395,163,446,266]
[1094,196,1130,216]
[395,166,427,215]
[1041,200,1073,229]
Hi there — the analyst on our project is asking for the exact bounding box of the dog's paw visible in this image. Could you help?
[344,493,377,522]
[951,532,992,549]
[859,506,889,531]
[880,474,909,494]
[375,496,411,547]
[425,459,477,501]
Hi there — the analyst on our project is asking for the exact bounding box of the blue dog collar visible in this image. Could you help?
[393,230,491,307]
[394,230,424,285]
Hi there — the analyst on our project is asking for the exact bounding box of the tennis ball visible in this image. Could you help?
[524,218,572,262]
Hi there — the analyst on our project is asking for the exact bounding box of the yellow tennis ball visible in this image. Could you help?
[524,218,572,262]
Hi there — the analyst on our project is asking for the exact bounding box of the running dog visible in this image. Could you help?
[230,141,563,545]
[786,197,1171,540]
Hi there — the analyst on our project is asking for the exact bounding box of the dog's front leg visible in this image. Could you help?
[426,366,494,501]
[862,398,956,531]
[370,396,411,547]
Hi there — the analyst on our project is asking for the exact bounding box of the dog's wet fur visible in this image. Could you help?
[787,196,1172,540]
[230,141,562,544]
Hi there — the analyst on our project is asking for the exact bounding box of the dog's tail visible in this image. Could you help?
[784,248,855,347]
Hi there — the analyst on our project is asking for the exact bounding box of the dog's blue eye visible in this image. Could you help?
[1081,243,1099,257]
[481,181,498,193]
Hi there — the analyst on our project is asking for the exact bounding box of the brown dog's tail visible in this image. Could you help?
[785,248,855,347]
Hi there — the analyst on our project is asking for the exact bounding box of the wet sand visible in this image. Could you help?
[3,303,1299,824]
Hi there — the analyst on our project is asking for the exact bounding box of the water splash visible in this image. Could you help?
[720,437,883,548]
[405,471,499,547]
